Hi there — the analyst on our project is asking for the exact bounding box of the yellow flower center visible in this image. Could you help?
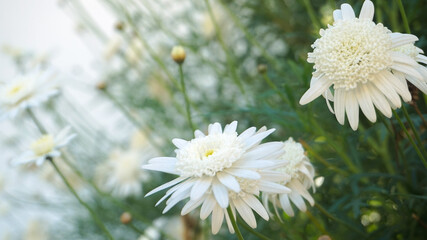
[31,135,54,156]
[6,84,24,97]
[204,149,214,158]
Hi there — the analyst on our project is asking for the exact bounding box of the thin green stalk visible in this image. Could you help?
[128,223,144,235]
[100,89,165,154]
[300,0,321,31]
[204,0,245,94]
[179,64,196,132]
[26,109,47,134]
[237,218,271,240]
[305,210,328,235]
[396,0,411,34]
[299,140,349,176]
[226,207,244,240]
[315,204,366,237]
[219,1,288,78]
[49,158,114,240]
[401,104,427,158]
[393,110,427,168]
[262,73,291,106]
[60,152,175,238]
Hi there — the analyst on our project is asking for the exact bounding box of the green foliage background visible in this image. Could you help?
[4,0,427,239]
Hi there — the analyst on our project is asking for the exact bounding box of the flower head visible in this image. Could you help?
[0,68,58,120]
[300,0,424,130]
[262,138,315,217]
[96,149,149,198]
[143,121,291,234]
[12,126,76,166]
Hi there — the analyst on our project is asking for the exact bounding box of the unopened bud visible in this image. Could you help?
[96,81,107,91]
[318,235,331,240]
[171,46,186,64]
[257,64,267,74]
[115,22,125,31]
[120,212,132,224]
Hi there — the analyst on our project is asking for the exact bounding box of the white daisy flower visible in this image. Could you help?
[300,0,424,130]
[143,121,291,234]
[12,126,76,166]
[96,149,149,198]
[0,68,58,120]
[263,138,315,218]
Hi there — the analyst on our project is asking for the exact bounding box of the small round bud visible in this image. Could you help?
[115,22,125,31]
[120,212,132,224]
[96,81,107,91]
[318,235,331,240]
[257,64,267,74]
[171,46,186,64]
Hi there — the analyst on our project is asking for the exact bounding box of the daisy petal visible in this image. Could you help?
[341,4,356,20]
[359,0,374,20]
[345,90,359,131]
[217,172,240,192]
[299,78,332,105]
[212,204,225,234]
[190,177,212,200]
[212,181,229,208]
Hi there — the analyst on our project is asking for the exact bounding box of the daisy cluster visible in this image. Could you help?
[143,121,315,234]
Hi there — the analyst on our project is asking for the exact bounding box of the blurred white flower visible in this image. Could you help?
[24,220,49,240]
[138,216,184,240]
[0,68,58,120]
[143,121,290,234]
[392,42,427,94]
[201,4,227,39]
[263,138,315,217]
[12,126,76,166]
[300,0,423,130]
[104,35,122,61]
[125,37,144,65]
[96,149,149,198]
[130,131,149,150]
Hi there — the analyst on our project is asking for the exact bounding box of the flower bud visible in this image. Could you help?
[257,64,267,74]
[115,22,125,31]
[171,46,186,64]
[318,235,331,240]
[96,81,107,91]
[120,212,132,224]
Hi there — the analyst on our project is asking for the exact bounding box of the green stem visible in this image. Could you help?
[315,204,366,237]
[226,207,244,240]
[49,158,114,240]
[204,0,245,94]
[60,152,176,238]
[396,0,411,34]
[262,73,291,105]
[299,140,349,176]
[301,0,321,30]
[178,64,196,132]
[393,110,427,168]
[401,104,427,157]
[100,89,165,154]
[237,218,270,240]
[218,1,289,79]
[128,223,144,235]
[26,109,47,134]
